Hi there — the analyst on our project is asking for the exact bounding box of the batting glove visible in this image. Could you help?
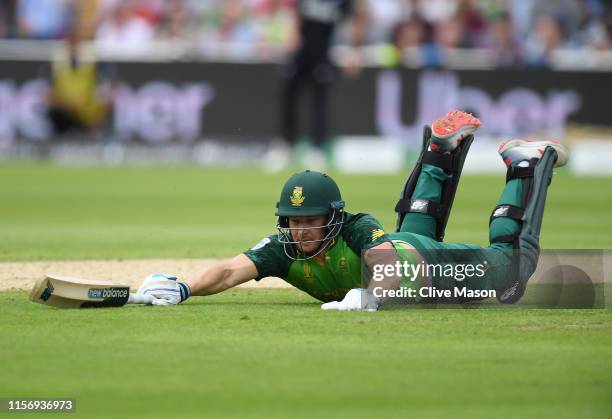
[136,273,191,306]
[320,288,380,312]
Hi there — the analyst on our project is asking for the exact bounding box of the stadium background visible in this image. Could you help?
[1,0,612,173]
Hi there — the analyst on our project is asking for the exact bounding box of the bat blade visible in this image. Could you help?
[30,275,131,308]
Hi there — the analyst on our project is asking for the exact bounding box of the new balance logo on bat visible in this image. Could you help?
[87,288,129,299]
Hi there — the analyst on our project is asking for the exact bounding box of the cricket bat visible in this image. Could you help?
[29,274,154,308]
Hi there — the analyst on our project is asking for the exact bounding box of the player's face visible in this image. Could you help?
[288,215,328,254]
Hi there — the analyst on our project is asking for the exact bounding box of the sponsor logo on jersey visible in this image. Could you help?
[251,237,271,251]
[371,229,385,241]
[303,262,315,281]
[290,186,305,206]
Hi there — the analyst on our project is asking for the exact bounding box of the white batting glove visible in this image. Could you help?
[136,273,191,306]
[321,288,380,312]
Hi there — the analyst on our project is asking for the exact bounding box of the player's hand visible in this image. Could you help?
[321,288,380,312]
[136,273,191,306]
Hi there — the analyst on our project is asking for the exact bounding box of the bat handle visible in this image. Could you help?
[127,293,155,305]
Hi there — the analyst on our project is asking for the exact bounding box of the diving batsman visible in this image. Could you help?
[136,110,568,311]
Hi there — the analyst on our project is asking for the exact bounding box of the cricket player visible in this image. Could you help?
[137,110,568,310]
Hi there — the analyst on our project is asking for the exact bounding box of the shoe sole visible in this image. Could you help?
[432,124,479,142]
[499,139,568,168]
[432,111,481,142]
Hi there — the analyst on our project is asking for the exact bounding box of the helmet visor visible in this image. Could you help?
[276,209,344,260]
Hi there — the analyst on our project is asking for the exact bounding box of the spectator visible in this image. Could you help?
[434,15,465,49]
[483,11,522,67]
[252,0,294,48]
[17,0,72,39]
[1,0,611,69]
[392,14,437,66]
[456,0,487,47]
[159,0,196,40]
[193,0,258,58]
[524,14,568,67]
[131,0,164,27]
[366,0,410,44]
[393,14,430,50]
[418,0,459,24]
[532,0,582,42]
[217,0,254,44]
[96,0,155,48]
[46,30,114,136]
[576,0,611,50]
[507,0,537,42]
[0,0,17,38]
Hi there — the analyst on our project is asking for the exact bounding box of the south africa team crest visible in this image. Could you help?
[290,186,305,206]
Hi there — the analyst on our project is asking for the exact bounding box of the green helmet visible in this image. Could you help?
[276,170,344,217]
[275,171,345,260]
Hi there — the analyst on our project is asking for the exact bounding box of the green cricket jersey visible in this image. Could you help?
[243,212,390,302]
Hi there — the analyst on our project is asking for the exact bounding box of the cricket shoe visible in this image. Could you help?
[430,110,481,153]
[498,139,568,168]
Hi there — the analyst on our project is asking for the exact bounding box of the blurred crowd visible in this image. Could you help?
[0,0,611,67]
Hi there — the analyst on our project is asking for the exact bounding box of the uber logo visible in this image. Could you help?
[113,82,215,143]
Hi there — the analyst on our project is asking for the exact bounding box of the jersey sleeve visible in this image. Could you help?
[341,213,391,255]
[243,235,292,280]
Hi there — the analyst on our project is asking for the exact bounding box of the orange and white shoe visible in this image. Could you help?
[430,110,481,153]
[498,139,568,168]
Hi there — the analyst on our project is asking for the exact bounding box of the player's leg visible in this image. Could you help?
[391,139,567,304]
[396,110,480,241]
[488,139,568,303]
[389,231,509,302]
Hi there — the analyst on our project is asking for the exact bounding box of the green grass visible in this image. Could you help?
[1,164,611,418]
[0,164,611,261]
[1,290,611,419]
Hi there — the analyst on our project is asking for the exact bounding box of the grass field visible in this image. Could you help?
[1,164,611,261]
[1,290,611,419]
[1,164,611,418]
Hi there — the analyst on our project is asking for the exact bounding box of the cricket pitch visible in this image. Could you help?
[0,259,291,292]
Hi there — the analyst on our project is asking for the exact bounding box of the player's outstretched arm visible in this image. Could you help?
[187,254,258,296]
[135,255,258,305]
